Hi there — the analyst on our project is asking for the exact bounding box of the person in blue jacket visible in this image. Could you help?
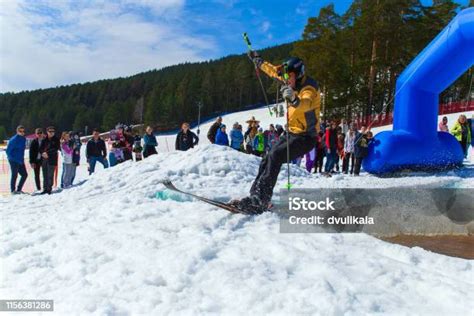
[143,126,158,158]
[215,124,229,146]
[230,122,244,150]
[6,125,28,194]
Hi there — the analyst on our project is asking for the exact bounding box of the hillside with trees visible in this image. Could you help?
[293,0,473,119]
[0,0,472,137]
[0,43,292,137]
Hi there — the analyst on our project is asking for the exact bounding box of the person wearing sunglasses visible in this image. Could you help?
[6,125,28,194]
[29,128,45,192]
[39,126,60,194]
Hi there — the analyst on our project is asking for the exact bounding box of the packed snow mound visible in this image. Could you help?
[82,144,311,200]
[1,144,473,314]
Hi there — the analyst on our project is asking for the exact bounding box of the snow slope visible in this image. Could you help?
[1,144,473,315]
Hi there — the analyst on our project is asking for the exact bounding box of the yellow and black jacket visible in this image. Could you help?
[260,61,321,136]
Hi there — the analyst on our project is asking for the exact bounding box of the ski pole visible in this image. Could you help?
[242,32,273,116]
[281,63,292,190]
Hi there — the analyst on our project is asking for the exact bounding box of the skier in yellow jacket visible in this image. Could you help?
[232,54,321,214]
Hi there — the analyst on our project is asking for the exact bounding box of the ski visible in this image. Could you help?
[161,180,244,214]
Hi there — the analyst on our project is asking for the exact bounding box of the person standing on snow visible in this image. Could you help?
[324,121,338,176]
[70,132,82,184]
[175,122,199,151]
[39,126,60,194]
[230,122,244,151]
[439,116,449,132]
[253,127,266,157]
[60,132,76,188]
[29,128,44,192]
[133,134,143,161]
[354,131,373,176]
[143,126,158,158]
[244,117,260,154]
[207,116,222,144]
[215,124,229,146]
[450,114,471,158]
[86,129,109,175]
[315,131,325,173]
[264,124,279,153]
[231,55,320,213]
[122,126,135,161]
[334,127,345,173]
[6,125,28,194]
[342,123,357,174]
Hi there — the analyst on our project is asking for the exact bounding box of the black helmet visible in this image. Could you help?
[283,57,305,80]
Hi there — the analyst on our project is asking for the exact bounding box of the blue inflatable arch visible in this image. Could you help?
[364,8,474,174]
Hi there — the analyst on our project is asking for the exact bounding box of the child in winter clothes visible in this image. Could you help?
[450,114,471,158]
[354,131,373,176]
[72,133,81,166]
[244,123,258,154]
[60,132,76,188]
[438,116,449,132]
[230,123,244,150]
[111,142,125,163]
[253,128,266,157]
[215,124,229,146]
[133,135,143,161]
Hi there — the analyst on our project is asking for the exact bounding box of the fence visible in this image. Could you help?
[351,100,474,129]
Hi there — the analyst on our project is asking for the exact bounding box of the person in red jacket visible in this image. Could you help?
[324,121,338,177]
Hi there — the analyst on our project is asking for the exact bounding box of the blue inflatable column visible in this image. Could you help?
[364,8,474,174]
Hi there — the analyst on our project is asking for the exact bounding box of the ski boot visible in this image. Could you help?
[228,196,269,215]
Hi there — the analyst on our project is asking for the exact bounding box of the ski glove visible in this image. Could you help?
[281,85,298,105]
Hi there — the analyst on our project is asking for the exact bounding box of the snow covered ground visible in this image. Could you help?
[1,108,473,315]
[1,154,473,314]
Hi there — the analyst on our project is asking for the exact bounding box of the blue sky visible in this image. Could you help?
[0,0,469,93]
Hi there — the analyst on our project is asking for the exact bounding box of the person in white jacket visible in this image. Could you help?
[342,123,357,174]
[60,132,76,188]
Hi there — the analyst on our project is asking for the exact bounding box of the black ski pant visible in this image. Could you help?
[42,160,56,193]
[354,157,364,176]
[342,152,355,174]
[250,133,315,204]
[33,162,42,190]
[315,149,324,173]
[459,140,468,158]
